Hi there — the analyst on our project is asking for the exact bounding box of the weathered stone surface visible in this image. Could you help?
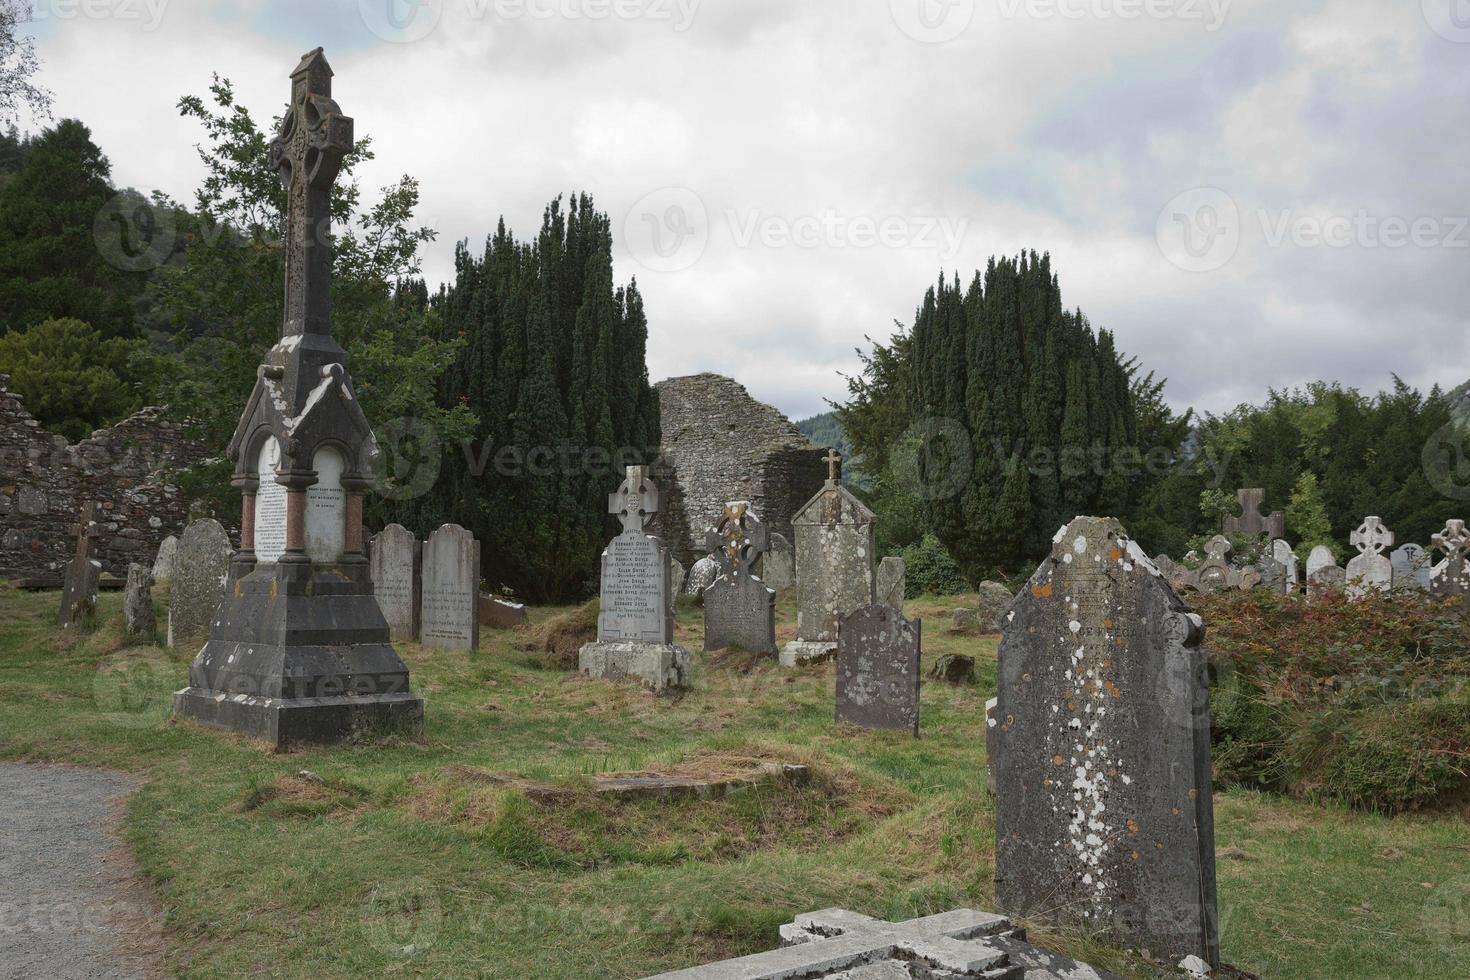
[369,523,420,642]
[578,641,690,693]
[684,557,720,598]
[1391,543,1434,591]
[1255,551,1289,595]
[995,517,1219,970]
[951,608,980,631]
[651,374,827,566]
[974,581,1013,631]
[785,454,876,667]
[420,523,480,651]
[166,519,231,650]
[929,654,975,685]
[57,502,102,629]
[1305,545,1336,579]
[704,573,777,655]
[1222,487,1285,543]
[762,532,795,591]
[1346,516,1394,598]
[1181,535,1259,594]
[124,563,155,639]
[876,557,906,613]
[835,605,920,735]
[669,557,685,606]
[1308,564,1347,595]
[478,594,529,629]
[1272,539,1300,591]
[1153,554,1191,594]
[1429,520,1470,605]
[151,535,178,588]
[642,907,1120,980]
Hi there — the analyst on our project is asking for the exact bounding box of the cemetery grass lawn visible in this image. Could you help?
[1,585,1468,979]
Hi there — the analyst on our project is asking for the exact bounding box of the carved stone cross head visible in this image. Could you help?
[824,448,843,483]
[1433,519,1469,560]
[1350,516,1394,556]
[1203,534,1233,562]
[704,501,769,577]
[609,465,659,534]
[1223,488,1285,541]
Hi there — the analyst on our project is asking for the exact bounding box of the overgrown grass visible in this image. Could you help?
[1,585,1468,978]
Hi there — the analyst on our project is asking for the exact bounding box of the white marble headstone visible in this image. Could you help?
[420,523,479,651]
[304,445,346,563]
[254,437,287,563]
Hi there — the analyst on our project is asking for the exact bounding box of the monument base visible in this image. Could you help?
[173,688,424,751]
[779,640,837,667]
[579,641,691,693]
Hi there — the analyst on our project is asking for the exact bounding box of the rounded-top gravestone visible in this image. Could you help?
[167,519,232,650]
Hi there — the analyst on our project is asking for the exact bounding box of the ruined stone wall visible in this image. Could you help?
[0,375,211,581]
[653,374,829,565]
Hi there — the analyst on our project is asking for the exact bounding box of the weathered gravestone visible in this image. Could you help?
[644,907,1120,980]
[151,534,178,588]
[579,466,690,692]
[762,531,795,591]
[1305,544,1336,580]
[420,523,480,651]
[876,556,906,613]
[1346,516,1394,598]
[994,516,1219,970]
[683,556,719,599]
[1429,520,1470,605]
[668,556,685,607]
[782,450,876,666]
[1222,487,1284,543]
[1182,535,1258,594]
[1153,554,1192,595]
[1272,539,1300,592]
[478,594,529,629]
[369,523,420,642]
[835,604,920,735]
[1391,543,1434,591]
[1308,563,1347,596]
[56,502,102,629]
[124,563,155,639]
[1254,550,1289,595]
[172,50,423,748]
[166,519,231,650]
[702,502,777,655]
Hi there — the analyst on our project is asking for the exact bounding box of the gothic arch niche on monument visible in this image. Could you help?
[254,435,287,563]
[305,444,346,563]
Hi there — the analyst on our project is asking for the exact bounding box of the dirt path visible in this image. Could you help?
[0,764,167,980]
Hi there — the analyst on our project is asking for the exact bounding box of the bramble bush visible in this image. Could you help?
[1195,588,1470,813]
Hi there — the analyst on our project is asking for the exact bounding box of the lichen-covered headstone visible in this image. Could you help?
[701,502,776,655]
[1308,564,1347,596]
[124,563,155,639]
[1346,516,1394,598]
[1391,543,1434,592]
[151,534,178,588]
[167,519,232,650]
[684,556,719,599]
[876,556,906,613]
[419,523,479,651]
[835,604,920,735]
[56,502,102,629]
[994,516,1219,970]
[369,523,420,642]
[1429,520,1470,606]
[782,450,875,666]
[762,532,795,591]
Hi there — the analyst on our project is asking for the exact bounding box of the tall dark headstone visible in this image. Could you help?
[173,49,423,748]
[702,502,777,655]
[56,502,101,629]
[994,516,1219,970]
[834,604,920,736]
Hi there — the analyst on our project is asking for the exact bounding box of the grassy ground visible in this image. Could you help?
[1,584,1467,979]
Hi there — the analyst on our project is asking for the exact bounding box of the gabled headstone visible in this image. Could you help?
[579,466,690,692]
[369,523,420,642]
[420,523,480,651]
[1346,516,1394,598]
[782,450,876,666]
[835,604,920,735]
[876,556,906,613]
[1429,520,1470,606]
[166,519,232,649]
[702,502,777,655]
[1222,487,1284,543]
[151,534,178,588]
[1391,543,1434,592]
[172,50,423,748]
[1272,539,1300,592]
[994,517,1219,970]
[57,502,102,629]
[124,563,155,639]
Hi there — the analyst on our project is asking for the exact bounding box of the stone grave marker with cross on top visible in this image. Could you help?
[1429,519,1470,605]
[1346,516,1394,598]
[56,501,102,629]
[1222,488,1285,545]
[578,466,689,692]
[702,501,777,655]
[1185,535,1259,594]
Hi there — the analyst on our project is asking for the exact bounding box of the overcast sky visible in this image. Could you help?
[17,0,1470,422]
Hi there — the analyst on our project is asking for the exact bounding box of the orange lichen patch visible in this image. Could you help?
[1022,672,1033,683]
[1172,806,1182,816]
[1131,851,1140,861]
[1108,768,1118,777]
[1188,788,1199,800]
[1031,583,1054,599]
[1103,618,1115,630]
[1052,755,1064,766]
[1126,819,1139,834]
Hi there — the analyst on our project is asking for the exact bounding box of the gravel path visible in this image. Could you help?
[0,764,166,980]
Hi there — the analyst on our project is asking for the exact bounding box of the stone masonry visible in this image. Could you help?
[653,374,828,566]
[0,375,209,582]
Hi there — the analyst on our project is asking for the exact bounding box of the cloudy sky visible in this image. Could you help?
[17,0,1470,422]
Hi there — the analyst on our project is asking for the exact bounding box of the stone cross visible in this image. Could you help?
[1222,488,1285,543]
[704,501,769,578]
[824,448,842,484]
[268,47,354,339]
[610,465,659,534]
[1346,516,1394,597]
[1430,520,1470,602]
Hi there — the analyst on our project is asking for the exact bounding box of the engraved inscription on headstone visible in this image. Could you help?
[253,437,287,563]
[835,604,920,736]
[420,523,479,651]
[1391,543,1433,592]
[702,502,778,656]
[1346,516,1394,598]
[370,523,420,642]
[304,445,346,563]
[995,516,1219,970]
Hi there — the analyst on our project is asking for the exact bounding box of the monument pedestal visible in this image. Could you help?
[578,641,690,694]
[779,640,836,667]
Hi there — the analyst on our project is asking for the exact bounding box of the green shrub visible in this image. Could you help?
[898,534,970,598]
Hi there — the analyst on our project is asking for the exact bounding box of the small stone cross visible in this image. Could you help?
[1433,519,1469,561]
[609,465,659,534]
[1202,534,1231,563]
[824,448,842,483]
[1350,516,1394,556]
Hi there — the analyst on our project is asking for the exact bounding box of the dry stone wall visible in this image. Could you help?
[0,375,210,581]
